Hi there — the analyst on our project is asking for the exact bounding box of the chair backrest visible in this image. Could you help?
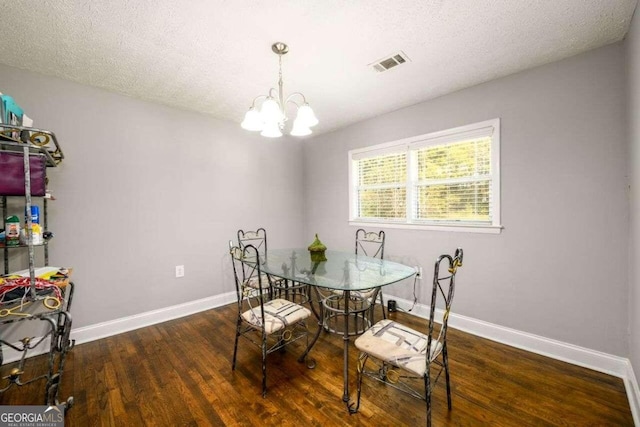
[355,229,385,259]
[237,228,268,257]
[427,248,463,361]
[237,228,269,284]
[229,241,270,322]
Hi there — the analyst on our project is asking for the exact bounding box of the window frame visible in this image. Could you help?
[348,118,502,234]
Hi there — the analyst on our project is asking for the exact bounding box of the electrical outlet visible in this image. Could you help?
[415,266,422,279]
[175,265,185,278]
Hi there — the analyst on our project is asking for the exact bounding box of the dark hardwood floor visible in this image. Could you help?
[0,303,633,426]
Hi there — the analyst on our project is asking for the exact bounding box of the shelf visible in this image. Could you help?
[0,124,64,166]
[0,242,48,249]
[0,107,73,410]
[0,268,72,320]
[0,290,65,320]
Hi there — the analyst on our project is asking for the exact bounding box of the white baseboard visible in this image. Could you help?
[625,360,640,426]
[387,294,640,425]
[1,291,236,364]
[71,291,236,344]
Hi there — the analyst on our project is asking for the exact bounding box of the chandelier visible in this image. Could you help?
[241,42,318,137]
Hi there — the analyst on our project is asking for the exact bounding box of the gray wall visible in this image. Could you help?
[627,8,640,381]
[0,39,631,359]
[302,44,629,355]
[0,64,306,329]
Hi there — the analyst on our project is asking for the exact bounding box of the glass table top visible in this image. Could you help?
[257,249,416,291]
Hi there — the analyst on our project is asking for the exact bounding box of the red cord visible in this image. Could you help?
[0,277,63,304]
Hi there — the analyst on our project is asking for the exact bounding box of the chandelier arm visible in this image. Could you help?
[285,92,308,106]
[285,99,301,110]
[250,94,269,108]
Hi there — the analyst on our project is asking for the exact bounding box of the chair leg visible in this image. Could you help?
[358,306,368,334]
[443,343,452,410]
[261,332,268,398]
[425,365,432,427]
[232,317,241,370]
[352,352,368,413]
[378,290,387,319]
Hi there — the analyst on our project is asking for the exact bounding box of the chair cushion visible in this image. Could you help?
[352,288,377,299]
[246,274,270,289]
[329,288,376,300]
[242,298,311,335]
[354,319,442,377]
[246,274,283,289]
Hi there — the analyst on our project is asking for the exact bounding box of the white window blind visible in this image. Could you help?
[356,151,407,220]
[413,137,492,223]
[349,119,501,233]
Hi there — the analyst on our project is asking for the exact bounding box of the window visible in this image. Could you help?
[349,119,501,233]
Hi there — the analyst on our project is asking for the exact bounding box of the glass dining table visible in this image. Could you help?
[259,248,416,411]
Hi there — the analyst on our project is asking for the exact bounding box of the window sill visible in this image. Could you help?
[349,220,503,234]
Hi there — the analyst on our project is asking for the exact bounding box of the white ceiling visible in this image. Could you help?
[0,0,637,136]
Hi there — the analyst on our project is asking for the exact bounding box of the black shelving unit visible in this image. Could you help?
[0,123,74,411]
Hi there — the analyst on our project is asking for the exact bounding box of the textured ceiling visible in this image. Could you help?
[0,0,637,137]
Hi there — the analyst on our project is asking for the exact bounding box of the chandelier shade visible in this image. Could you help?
[260,122,283,138]
[240,107,263,131]
[296,104,319,127]
[290,119,312,136]
[260,97,284,123]
[241,42,318,138]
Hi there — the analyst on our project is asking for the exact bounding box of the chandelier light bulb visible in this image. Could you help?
[241,107,264,131]
[260,122,283,138]
[296,103,319,127]
[290,119,312,136]
[260,98,283,124]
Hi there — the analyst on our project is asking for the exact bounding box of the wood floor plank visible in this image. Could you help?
[0,303,633,426]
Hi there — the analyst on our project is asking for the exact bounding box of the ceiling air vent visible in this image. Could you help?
[370,51,410,73]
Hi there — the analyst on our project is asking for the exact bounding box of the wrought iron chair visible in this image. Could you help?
[237,228,269,256]
[354,229,387,321]
[320,229,386,336]
[353,248,464,427]
[230,242,311,397]
[237,228,271,290]
[237,228,309,304]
